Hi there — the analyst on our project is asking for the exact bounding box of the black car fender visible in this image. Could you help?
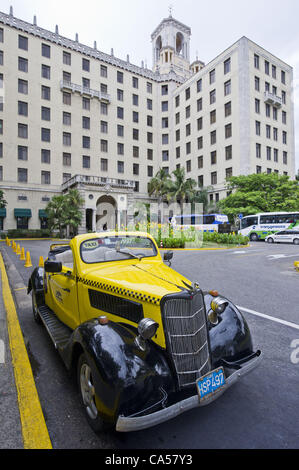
[203,293,254,366]
[65,320,176,424]
[27,267,45,305]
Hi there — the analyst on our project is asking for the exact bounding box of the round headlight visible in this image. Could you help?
[210,296,228,315]
[138,318,159,340]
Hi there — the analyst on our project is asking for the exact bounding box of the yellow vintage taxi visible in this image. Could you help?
[28,231,262,433]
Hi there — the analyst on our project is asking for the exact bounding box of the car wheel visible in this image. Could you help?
[250,233,259,242]
[293,238,299,245]
[267,237,274,244]
[77,353,110,433]
[32,291,42,324]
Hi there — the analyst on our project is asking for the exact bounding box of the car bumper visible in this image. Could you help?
[116,350,262,432]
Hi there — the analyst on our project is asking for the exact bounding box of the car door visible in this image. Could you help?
[47,249,79,330]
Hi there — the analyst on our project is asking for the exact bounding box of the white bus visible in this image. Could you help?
[238,212,299,241]
[170,213,229,232]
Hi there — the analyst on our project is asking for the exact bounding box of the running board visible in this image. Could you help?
[38,305,72,349]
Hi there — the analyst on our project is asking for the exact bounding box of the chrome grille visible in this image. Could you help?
[163,291,210,389]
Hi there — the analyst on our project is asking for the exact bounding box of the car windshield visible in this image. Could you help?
[80,235,157,264]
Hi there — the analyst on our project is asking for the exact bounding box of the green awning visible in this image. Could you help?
[39,209,48,219]
[14,209,32,218]
[0,208,6,217]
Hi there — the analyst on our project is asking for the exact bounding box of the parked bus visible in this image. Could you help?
[238,212,299,241]
[170,213,229,232]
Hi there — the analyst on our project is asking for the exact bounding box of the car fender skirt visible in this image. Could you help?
[70,321,175,424]
[27,267,44,296]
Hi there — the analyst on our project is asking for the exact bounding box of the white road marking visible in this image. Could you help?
[267,254,299,260]
[237,305,299,331]
[232,251,246,254]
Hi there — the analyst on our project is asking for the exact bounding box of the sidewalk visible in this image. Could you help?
[0,260,23,448]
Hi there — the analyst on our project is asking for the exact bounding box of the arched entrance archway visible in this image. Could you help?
[96,195,117,231]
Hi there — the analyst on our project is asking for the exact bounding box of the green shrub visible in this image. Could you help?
[7,229,53,239]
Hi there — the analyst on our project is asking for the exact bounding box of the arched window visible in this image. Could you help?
[156,36,162,61]
[176,32,184,56]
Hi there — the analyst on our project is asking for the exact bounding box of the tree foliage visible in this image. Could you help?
[46,189,84,237]
[218,173,299,220]
[0,190,7,209]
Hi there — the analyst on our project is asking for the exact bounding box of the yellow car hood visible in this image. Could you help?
[80,261,192,305]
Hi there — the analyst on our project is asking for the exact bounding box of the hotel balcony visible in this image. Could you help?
[60,80,111,103]
[264,91,282,108]
[61,174,136,192]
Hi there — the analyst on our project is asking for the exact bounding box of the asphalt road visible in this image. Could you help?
[2,239,299,449]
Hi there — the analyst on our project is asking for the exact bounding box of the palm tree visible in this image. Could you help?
[167,167,197,214]
[45,194,67,238]
[65,189,84,236]
[148,168,171,223]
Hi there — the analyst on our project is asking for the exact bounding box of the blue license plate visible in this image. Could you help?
[196,367,226,401]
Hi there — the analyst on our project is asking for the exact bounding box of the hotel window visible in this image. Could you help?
[117,124,123,136]
[147,82,152,93]
[63,51,71,65]
[41,149,50,164]
[162,101,168,112]
[197,136,203,149]
[133,128,139,140]
[175,95,180,107]
[265,82,270,92]
[18,123,28,139]
[175,112,180,125]
[281,70,286,84]
[283,151,288,164]
[117,89,123,101]
[186,123,191,136]
[176,147,180,159]
[18,79,28,94]
[211,171,217,185]
[42,43,50,58]
[161,85,168,95]
[282,131,287,144]
[101,158,108,171]
[282,111,287,124]
[255,76,260,91]
[117,161,124,173]
[198,156,203,169]
[198,175,204,187]
[197,98,203,111]
[101,140,108,152]
[147,149,153,160]
[224,80,231,96]
[18,168,28,183]
[133,163,139,175]
[100,65,107,77]
[265,103,271,117]
[117,143,124,155]
[101,102,108,115]
[117,71,123,83]
[41,85,50,101]
[197,78,202,92]
[210,89,216,104]
[254,54,259,69]
[147,166,153,177]
[273,107,277,120]
[100,121,108,134]
[176,129,180,141]
[18,146,28,161]
[186,160,191,172]
[256,165,262,174]
[117,106,124,119]
[82,156,90,169]
[0,119,2,134]
[255,99,260,113]
[63,132,71,146]
[82,97,90,110]
[41,171,50,184]
[18,35,28,51]
[224,58,231,74]
[162,134,169,145]
[274,149,278,162]
[18,57,28,72]
[266,125,271,139]
[81,116,90,130]
[162,117,168,128]
[162,150,169,162]
[272,85,277,95]
[211,150,217,164]
[82,58,90,72]
[132,94,139,106]
[41,127,51,142]
[63,111,71,126]
[0,28,3,42]
[132,77,138,89]
[147,132,153,143]
[134,181,140,192]
[210,110,216,124]
[282,90,286,104]
[185,87,190,100]
[41,64,50,79]
[225,123,232,138]
[226,167,233,179]
[100,83,107,94]
[256,143,261,158]
[265,60,269,75]
[0,143,2,157]
[210,130,216,145]
[272,65,276,79]
[147,99,152,110]
[82,136,90,149]
[197,117,203,130]
[63,92,71,105]
[185,105,191,118]
[256,121,261,136]
[132,111,139,123]
[133,146,139,158]
[186,142,191,154]
[209,69,215,84]
[225,101,231,117]
[18,101,28,116]
[225,145,232,160]
[266,146,271,160]
[41,107,50,121]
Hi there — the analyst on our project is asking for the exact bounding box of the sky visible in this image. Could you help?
[1,0,299,172]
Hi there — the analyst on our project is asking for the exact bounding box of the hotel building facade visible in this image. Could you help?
[0,8,295,232]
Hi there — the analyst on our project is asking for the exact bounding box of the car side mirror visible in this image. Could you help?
[44,260,62,273]
[163,251,173,266]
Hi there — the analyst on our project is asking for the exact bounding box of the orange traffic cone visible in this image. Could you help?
[20,247,26,261]
[24,251,32,268]
[38,256,44,267]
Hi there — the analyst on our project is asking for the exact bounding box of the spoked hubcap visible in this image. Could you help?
[80,363,98,420]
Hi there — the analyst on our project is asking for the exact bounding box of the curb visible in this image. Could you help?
[0,252,52,449]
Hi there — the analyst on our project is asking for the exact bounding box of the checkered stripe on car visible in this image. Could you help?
[77,277,160,305]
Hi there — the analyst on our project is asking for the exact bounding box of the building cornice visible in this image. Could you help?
[151,16,191,40]
[0,10,186,84]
